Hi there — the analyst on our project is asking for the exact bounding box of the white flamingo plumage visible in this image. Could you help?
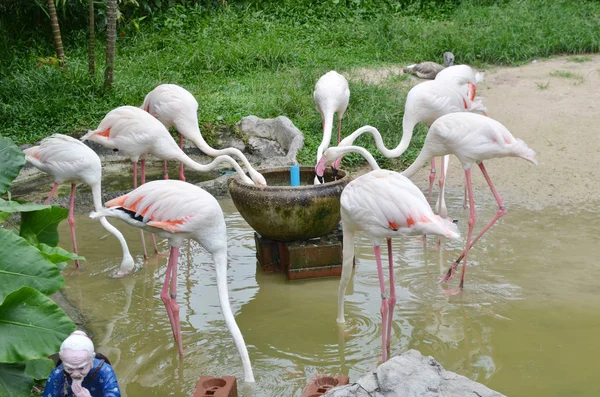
[90,179,255,383]
[23,134,135,276]
[140,84,266,185]
[313,71,350,183]
[336,79,487,215]
[81,105,255,258]
[315,145,460,362]
[435,64,485,101]
[401,112,537,289]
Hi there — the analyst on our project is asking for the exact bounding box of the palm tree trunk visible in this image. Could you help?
[88,0,95,76]
[46,0,65,65]
[104,0,117,89]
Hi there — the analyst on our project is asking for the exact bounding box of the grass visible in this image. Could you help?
[536,81,550,90]
[549,70,586,84]
[1,0,600,170]
[568,55,592,62]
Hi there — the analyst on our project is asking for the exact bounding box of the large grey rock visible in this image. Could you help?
[237,115,304,168]
[323,350,505,397]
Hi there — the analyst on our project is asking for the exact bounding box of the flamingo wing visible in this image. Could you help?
[341,170,459,239]
[106,180,222,234]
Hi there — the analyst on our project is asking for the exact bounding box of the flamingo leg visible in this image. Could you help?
[161,246,182,355]
[385,239,396,357]
[163,160,169,180]
[436,159,447,248]
[374,245,389,362]
[133,162,148,260]
[427,157,436,204]
[443,163,508,283]
[44,183,60,205]
[178,134,185,182]
[133,161,138,189]
[67,184,81,269]
[441,169,476,288]
[437,157,447,217]
[141,160,160,254]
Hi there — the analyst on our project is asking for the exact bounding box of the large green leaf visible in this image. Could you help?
[0,362,34,397]
[0,287,75,363]
[0,228,65,302]
[19,206,68,247]
[0,211,10,223]
[0,198,50,214]
[0,136,25,196]
[37,243,85,270]
[25,358,55,380]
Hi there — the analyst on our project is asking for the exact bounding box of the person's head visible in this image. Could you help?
[59,331,95,382]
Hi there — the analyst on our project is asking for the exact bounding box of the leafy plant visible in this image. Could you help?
[0,136,78,397]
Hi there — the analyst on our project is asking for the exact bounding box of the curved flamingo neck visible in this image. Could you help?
[329,145,380,171]
[178,153,254,184]
[338,116,417,159]
[400,145,431,178]
[317,112,335,162]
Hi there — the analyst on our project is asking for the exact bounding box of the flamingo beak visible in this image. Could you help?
[331,156,343,179]
[315,156,328,183]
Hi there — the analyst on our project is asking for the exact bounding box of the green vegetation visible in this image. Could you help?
[568,55,592,63]
[549,69,585,84]
[0,137,81,397]
[536,81,550,90]
[1,0,600,169]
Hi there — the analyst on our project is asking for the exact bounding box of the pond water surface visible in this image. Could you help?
[56,192,600,396]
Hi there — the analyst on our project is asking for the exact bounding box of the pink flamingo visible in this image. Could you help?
[401,112,537,289]
[313,71,350,183]
[140,84,266,185]
[335,79,487,213]
[81,105,256,259]
[23,134,134,275]
[90,179,255,382]
[435,64,485,101]
[315,145,460,362]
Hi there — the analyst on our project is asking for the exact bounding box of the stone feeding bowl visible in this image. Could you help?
[228,166,352,241]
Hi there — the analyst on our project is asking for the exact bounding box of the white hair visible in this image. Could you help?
[59,330,95,358]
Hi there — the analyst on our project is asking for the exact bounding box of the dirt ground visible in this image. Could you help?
[351,55,600,211]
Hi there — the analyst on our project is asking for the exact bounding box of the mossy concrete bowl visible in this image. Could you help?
[228,166,351,241]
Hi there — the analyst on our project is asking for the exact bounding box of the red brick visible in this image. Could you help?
[301,374,350,397]
[191,376,237,397]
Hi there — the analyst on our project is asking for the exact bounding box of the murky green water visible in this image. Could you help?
[56,193,600,396]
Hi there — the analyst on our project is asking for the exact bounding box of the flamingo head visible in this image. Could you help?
[315,156,328,184]
[443,51,455,67]
[315,152,343,183]
[249,170,268,186]
[331,156,343,179]
[467,82,477,102]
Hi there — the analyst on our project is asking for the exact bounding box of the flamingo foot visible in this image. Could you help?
[440,261,459,283]
[442,287,463,297]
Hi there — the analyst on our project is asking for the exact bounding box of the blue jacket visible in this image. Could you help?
[43,358,121,397]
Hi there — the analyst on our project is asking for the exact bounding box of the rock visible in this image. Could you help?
[323,350,505,397]
[237,115,304,168]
